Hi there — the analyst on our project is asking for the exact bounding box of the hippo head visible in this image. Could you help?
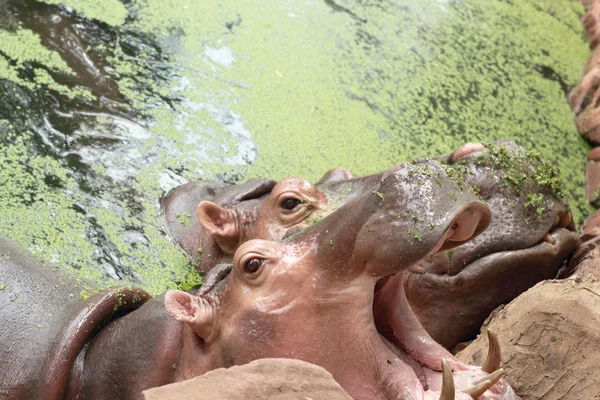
[162,176,333,273]
[196,177,327,259]
[164,161,516,399]
[404,141,579,349]
[161,178,277,270]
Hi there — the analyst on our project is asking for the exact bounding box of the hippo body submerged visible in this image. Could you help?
[0,161,516,399]
[0,233,198,399]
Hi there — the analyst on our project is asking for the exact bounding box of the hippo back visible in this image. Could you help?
[0,235,150,400]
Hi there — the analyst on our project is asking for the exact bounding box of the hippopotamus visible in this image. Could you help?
[164,160,517,399]
[162,141,578,348]
[0,160,515,399]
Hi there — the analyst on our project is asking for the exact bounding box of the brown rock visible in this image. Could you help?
[584,46,600,77]
[576,107,600,143]
[456,278,600,400]
[584,0,600,49]
[588,147,600,161]
[582,209,600,238]
[565,240,600,280]
[141,358,353,400]
[586,159,600,205]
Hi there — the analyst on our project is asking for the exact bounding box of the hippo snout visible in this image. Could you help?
[355,160,492,277]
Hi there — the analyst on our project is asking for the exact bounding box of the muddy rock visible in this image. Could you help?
[587,159,600,205]
[141,358,352,400]
[457,277,600,400]
[565,240,600,280]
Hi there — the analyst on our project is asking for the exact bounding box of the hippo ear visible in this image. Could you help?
[197,201,240,255]
[165,290,215,342]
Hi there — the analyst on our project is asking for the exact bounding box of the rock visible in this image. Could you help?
[566,240,600,280]
[576,107,600,144]
[587,147,600,161]
[584,0,600,48]
[586,159,600,205]
[560,216,600,279]
[141,358,353,400]
[456,278,600,400]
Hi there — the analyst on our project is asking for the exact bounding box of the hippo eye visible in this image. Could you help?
[244,258,263,274]
[281,198,302,210]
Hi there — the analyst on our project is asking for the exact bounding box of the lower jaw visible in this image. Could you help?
[372,274,451,394]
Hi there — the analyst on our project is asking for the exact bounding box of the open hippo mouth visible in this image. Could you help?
[181,160,517,399]
[369,205,513,399]
[389,142,582,350]
[373,203,490,294]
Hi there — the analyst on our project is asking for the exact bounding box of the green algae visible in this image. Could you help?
[127,0,591,222]
[39,0,128,26]
[0,129,202,295]
[0,28,93,99]
[0,29,71,72]
[0,0,593,294]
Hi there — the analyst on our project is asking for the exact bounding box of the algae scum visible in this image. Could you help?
[0,0,591,294]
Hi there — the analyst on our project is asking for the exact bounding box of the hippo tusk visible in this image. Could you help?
[439,358,455,400]
[559,211,573,229]
[472,368,503,386]
[463,379,492,398]
[481,330,501,373]
[552,214,560,229]
[542,233,555,245]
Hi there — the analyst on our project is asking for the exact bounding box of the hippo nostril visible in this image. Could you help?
[445,207,487,243]
[437,203,491,252]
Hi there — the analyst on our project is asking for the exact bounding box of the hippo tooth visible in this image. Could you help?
[439,358,455,400]
[463,379,492,398]
[482,330,501,373]
[542,233,556,245]
[552,214,560,229]
[472,368,504,386]
[559,212,573,229]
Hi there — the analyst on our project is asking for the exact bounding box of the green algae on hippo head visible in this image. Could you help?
[407,141,578,348]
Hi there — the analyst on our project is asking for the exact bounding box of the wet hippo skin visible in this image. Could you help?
[0,160,515,399]
[164,160,517,399]
[162,141,578,348]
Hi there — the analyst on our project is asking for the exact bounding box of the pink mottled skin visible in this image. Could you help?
[163,141,576,349]
[165,161,518,399]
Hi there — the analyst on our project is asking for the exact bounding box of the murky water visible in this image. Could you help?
[0,0,591,295]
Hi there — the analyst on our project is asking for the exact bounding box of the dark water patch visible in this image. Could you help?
[323,0,367,23]
[0,0,211,293]
[534,64,571,97]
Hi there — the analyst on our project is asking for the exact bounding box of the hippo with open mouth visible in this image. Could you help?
[164,160,517,399]
[162,141,577,348]
[0,160,514,399]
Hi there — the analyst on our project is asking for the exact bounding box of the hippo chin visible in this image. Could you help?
[165,161,516,399]
[162,141,577,349]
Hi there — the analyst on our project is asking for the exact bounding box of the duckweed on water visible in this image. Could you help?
[0,0,592,293]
